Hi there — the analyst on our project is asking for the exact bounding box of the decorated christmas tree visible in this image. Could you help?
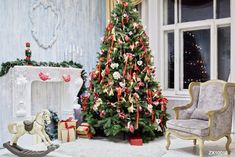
[83,0,168,142]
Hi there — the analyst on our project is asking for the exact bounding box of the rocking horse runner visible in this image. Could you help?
[3,110,59,157]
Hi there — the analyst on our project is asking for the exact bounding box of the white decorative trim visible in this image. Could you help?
[29,0,61,49]
[16,101,27,117]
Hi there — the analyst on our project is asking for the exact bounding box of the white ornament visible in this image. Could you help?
[123,13,127,17]
[93,105,98,111]
[101,70,105,77]
[147,104,153,113]
[137,60,143,66]
[156,119,161,124]
[119,81,125,88]
[133,8,137,12]
[95,98,103,107]
[111,63,119,69]
[133,23,138,29]
[112,13,117,18]
[128,31,133,36]
[113,71,121,80]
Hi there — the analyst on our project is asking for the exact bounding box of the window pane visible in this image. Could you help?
[183,30,210,89]
[218,27,230,81]
[167,32,174,88]
[181,0,213,22]
[164,0,175,25]
[217,0,230,19]
[135,3,142,17]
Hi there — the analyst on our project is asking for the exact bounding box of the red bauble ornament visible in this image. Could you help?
[123,2,128,7]
[125,35,130,42]
[129,123,134,133]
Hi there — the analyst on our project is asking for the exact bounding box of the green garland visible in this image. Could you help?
[0,59,87,101]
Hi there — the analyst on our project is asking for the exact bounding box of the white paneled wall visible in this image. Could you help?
[0,0,106,72]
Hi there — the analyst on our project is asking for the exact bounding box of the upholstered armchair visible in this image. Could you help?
[165,80,235,157]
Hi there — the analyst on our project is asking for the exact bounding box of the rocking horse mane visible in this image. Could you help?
[35,110,50,120]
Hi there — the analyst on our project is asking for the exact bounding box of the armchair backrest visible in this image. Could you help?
[197,81,224,111]
[189,80,235,121]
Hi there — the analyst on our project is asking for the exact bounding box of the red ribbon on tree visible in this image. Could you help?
[122,16,124,27]
[81,96,89,111]
[116,87,122,108]
[147,67,151,75]
[106,22,113,31]
[152,109,155,123]
[146,89,155,122]
[133,93,139,129]
[111,35,115,47]
[122,53,133,78]
[138,37,147,57]
[160,116,164,128]
[98,63,101,83]
[102,50,112,84]
[146,89,153,104]
[158,98,168,111]
[134,63,140,72]
[126,15,129,23]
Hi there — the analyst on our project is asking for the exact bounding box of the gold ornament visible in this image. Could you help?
[109,88,114,96]
[128,104,134,113]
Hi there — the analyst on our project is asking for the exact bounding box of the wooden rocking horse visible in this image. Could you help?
[3,110,59,157]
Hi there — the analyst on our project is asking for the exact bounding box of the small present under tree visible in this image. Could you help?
[83,0,168,142]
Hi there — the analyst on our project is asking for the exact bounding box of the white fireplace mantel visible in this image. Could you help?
[0,66,83,147]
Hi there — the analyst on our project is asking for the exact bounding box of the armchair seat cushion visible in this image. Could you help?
[167,119,209,137]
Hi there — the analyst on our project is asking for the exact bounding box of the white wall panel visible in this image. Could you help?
[0,0,106,72]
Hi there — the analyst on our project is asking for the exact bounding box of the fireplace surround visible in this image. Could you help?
[0,66,83,147]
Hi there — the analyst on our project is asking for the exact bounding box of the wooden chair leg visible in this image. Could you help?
[165,130,171,150]
[198,139,204,157]
[225,134,232,155]
[193,139,196,146]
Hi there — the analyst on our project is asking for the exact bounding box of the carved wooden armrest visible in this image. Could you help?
[207,109,223,118]
[206,107,230,138]
[173,104,191,120]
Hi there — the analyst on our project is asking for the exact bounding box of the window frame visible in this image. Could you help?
[160,0,232,97]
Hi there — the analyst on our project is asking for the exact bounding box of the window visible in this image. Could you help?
[183,29,210,89]
[161,0,231,94]
[135,3,142,18]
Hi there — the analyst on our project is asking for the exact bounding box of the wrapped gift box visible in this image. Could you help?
[78,133,93,139]
[58,117,78,140]
[128,136,143,146]
[61,128,76,142]
[77,123,90,135]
